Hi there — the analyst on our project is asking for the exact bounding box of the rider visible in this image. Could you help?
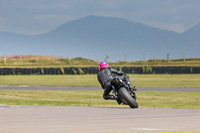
[97,61,135,102]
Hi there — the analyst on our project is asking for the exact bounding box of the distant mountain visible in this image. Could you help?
[182,23,200,43]
[0,16,199,61]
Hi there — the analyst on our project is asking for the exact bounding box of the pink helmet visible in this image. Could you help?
[98,61,109,71]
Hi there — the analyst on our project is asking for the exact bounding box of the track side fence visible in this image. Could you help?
[0,66,200,75]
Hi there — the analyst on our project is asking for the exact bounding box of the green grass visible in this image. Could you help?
[0,74,200,88]
[154,131,200,133]
[129,74,200,88]
[1,55,200,68]
[0,90,200,109]
[108,130,200,133]
[111,132,200,133]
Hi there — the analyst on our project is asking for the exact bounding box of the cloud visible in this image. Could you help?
[29,3,70,11]
[0,0,200,34]
[170,25,186,33]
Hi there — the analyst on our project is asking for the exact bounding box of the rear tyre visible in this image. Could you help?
[119,87,138,108]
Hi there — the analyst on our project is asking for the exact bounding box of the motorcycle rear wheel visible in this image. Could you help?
[119,87,138,108]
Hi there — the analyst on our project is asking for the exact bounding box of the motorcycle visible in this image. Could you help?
[111,77,138,108]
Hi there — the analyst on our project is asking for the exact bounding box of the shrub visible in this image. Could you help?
[142,66,146,74]
[131,69,135,74]
[146,66,153,74]
[78,68,84,75]
[60,67,65,75]
[59,58,70,64]
[41,68,44,75]
[72,68,77,75]
[190,67,193,73]
[119,67,122,72]
[12,69,16,75]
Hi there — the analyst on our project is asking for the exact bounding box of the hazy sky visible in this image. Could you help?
[0,0,200,35]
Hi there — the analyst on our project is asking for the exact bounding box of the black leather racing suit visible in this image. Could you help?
[97,67,132,100]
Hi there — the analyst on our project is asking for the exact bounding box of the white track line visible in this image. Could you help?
[131,128,177,131]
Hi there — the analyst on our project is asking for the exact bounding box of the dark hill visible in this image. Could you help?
[0,16,199,61]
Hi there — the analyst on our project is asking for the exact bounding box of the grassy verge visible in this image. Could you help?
[0,90,199,109]
[154,131,200,133]
[0,74,200,88]
[112,132,200,133]
[1,55,200,67]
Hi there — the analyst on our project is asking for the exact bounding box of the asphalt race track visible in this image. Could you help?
[1,86,200,92]
[0,106,200,133]
[0,86,200,132]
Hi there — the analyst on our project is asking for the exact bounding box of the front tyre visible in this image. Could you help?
[119,87,138,108]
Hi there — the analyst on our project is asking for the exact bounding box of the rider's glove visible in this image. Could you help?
[117,71,124,75]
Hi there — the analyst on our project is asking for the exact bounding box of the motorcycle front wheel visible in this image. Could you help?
[119,87,138,108]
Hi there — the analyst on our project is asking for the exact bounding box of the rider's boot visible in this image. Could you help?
[104,95,116,100]
[116,99,122,105]
[114,96,122,105]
